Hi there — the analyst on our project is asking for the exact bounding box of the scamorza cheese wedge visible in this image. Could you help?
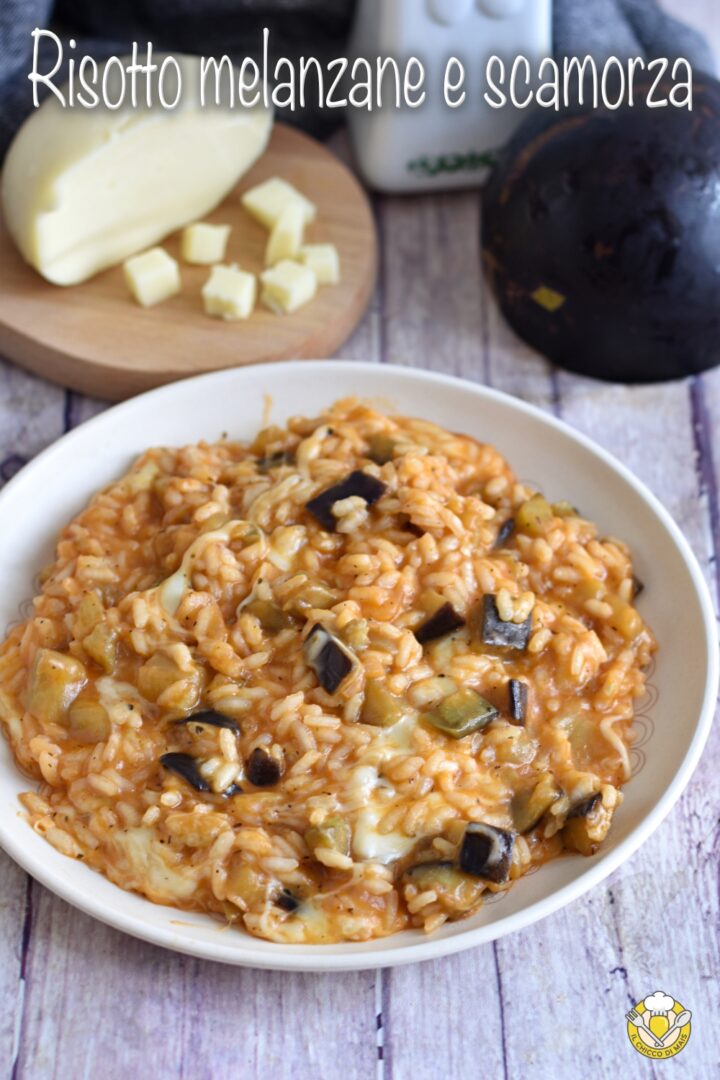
[1,54,272,285]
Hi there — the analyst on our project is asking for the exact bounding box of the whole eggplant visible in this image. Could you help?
[482,73,720,382]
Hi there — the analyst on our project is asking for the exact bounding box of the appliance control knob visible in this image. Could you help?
[428,0,474,25]
[477,0,527,18]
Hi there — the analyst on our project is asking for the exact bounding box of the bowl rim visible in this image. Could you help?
[0,360,716,972]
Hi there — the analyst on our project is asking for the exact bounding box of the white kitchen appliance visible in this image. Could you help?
[347,0,552,192]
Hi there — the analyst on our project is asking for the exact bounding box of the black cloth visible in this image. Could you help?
[0,0,714,157]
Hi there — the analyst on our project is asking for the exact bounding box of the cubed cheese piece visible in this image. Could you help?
[202,264,256,320]
[181,222,231,265]
[123,248,181,308]
[298,244,341,285]
[260,260,317,314]
[265,203,305,266]
[1,54,272,285]
[242,177,316,230]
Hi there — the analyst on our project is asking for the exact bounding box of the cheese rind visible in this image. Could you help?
[202,264,256,320]
[298,243,341,285]
[242,177,316,229]
[265,203,305,266]
[260,260,317,314]
[123,248,181,307]
[1,54,272,285]
[181,222,231,265]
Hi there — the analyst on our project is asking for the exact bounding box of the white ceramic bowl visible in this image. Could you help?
[0,362,715,971]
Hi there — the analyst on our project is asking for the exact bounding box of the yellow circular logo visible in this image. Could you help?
[626,991,692,1059]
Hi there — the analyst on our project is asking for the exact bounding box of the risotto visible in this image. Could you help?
[0,399,656,943]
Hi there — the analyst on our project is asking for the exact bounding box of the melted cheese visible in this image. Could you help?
[364,713,418,765]
[112,827,197,902]
[352,806,416,864]
[347,765,381,808]
[346,717,421,865]
[124,461,159,494]
[249,898,333,944]
[96,677,145,723]
[157,519,262,615]
[266,525,306,570]
[286,899,333,942]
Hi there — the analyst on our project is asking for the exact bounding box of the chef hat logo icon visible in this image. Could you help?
[626,990,692,1058]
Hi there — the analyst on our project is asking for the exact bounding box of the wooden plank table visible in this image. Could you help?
[1,2,719,1075]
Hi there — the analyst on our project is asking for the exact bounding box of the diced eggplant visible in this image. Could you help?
[246,747,282,787]
[164,809,228,847]
[562,791,615,856]
[67,696,111,744]
[477,595,531,650]
[414,602,465,645]
[179,710,241,735]
[305,815,352,857]
[303,623,356,694]
[305,470,387,532]
[494,516,515,548]
[508,679,528,724]
[402,860,486,915]
[82,622,117,674]
[256,450,295,473]
[515,494,553,536]
[511,772,561,834]
[403,861,462,891]
[160,752,211,792]
[225,858,271,908]
[361,681,406,728]
[244,599,297,632]
[73,590,104,639]
[606,594,643,641]
[275,889,300,913]
[367,433,397,465]
[137,653,185,703]
[552,500,578,518]
[567,792,601,820]
[459,822,515,883]
[425,688,498,739]
[493,726,537,765]
[27,649,87,725]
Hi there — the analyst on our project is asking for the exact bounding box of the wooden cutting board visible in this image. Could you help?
[0,124,377,401]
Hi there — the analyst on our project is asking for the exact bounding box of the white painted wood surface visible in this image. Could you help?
[1,5,719,1076]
